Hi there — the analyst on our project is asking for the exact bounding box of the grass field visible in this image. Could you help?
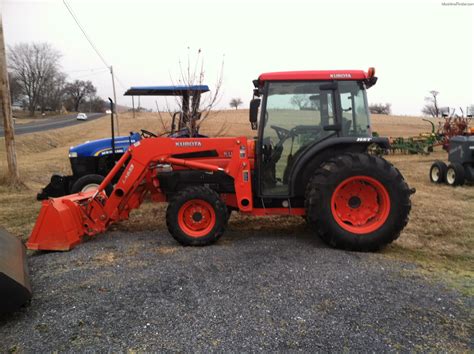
[0,111,472,293]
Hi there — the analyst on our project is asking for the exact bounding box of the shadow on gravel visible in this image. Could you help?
[1,228,471,352]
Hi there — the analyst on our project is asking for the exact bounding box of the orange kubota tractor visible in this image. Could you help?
[27,68,414,252]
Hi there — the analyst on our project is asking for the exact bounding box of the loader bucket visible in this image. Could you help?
[0,227,32,313]
[26,194,89,251]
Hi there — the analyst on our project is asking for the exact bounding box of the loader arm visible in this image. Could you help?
[27,137,253,251]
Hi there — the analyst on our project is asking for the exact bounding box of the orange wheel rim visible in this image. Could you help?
[331,176,390,234]
[177,199,216,238]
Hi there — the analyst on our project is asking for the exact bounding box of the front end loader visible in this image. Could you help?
[27,68,414,253]
[37,85,210,200]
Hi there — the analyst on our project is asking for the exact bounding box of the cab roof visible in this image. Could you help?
[124,85,209,96]
[258,70,369,82]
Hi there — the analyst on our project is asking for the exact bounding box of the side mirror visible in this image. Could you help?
[249,98,261,130]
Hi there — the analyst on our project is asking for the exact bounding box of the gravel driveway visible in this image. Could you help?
[0,228,471,351]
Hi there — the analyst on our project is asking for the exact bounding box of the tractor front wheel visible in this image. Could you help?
[305,153,412,252]
[70,174,112,195]
[166,186,228,246]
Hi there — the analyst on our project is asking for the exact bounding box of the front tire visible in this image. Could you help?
[70,174,112,195]
[305,153,412,252]
[166,186,228,246]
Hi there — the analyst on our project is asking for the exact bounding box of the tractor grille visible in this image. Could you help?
[70,157,98,177]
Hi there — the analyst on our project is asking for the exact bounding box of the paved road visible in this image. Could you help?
[0,113,105,137]
[0,227,471,351]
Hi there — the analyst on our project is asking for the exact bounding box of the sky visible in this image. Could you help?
[1,0,473,115]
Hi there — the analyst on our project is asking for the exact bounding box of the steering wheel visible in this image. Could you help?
[270,125,290,138]
[140,129,157,138]
[271,125,297,143]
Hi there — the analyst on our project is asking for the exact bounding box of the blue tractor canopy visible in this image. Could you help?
[124,85,210,135]
[124,85,209,96]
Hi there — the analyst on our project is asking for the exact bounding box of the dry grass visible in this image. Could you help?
[0,111,472,292]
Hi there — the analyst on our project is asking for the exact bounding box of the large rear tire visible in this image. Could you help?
[305,153,412,252]
[166,186,228,246]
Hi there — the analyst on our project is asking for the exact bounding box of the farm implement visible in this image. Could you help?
[386,119,440,155]
[385,116,473,155]
[429,134,474,186]
[27,68,414,253]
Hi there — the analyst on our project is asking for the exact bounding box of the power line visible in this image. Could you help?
[62,1,129,90]
[63,0,109,68]
[63,0,123,135]
[68,68,110,79]
[114,74,128,90]
[64,67,106,73]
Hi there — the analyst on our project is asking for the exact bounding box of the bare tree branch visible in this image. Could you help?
[229,97,243,110]
[422,90,440,117]
[63,80,97,111]
[164,48,225,136]
[8,42,61,116]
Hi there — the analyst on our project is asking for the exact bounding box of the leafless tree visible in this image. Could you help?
[7,42,61,116]
[422,90,439,117]
[84,96,106,112]
[229,98,243,110]
[39,71,66,113]
[64,80,97,112]
[369,103,391,115]
[290,94,308,109]
[8,71,22,105]
[156,48,226,136]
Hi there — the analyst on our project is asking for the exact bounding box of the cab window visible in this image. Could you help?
[261,81,334,196]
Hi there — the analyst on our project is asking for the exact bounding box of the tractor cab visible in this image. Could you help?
[249,69,380,198]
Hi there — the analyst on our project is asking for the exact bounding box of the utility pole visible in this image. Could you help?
[0,16,20,184]
[110,65,120,135]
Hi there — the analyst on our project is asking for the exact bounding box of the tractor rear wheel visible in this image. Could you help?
[429,161,447,183]
[305,153,412,252]
[445,163,465,186]
[166,186,228,246]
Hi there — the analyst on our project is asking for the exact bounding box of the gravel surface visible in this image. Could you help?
[0,227,471,351]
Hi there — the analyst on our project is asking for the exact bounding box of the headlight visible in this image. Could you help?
[69,152,78,158]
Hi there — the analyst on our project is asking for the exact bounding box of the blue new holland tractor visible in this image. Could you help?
[37,85,209,199]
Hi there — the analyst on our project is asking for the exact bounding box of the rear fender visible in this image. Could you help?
[288,137,390,197]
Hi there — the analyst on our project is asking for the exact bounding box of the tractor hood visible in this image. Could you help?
[69,132,141,158]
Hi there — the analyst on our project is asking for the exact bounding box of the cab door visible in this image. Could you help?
[258,81,336,197]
